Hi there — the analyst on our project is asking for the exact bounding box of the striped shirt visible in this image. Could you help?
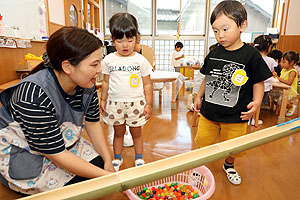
[8,82,100,155]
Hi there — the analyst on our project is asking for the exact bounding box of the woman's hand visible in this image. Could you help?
[104,160,115,173]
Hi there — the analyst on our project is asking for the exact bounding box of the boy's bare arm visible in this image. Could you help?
[175,54,184,60]
[142,75,153,120]
[240,81,264,120]
[194,77,206,112]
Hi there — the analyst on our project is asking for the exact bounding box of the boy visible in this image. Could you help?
[194,0,272,185]
[268,49,283,77]
[171,41,184,72]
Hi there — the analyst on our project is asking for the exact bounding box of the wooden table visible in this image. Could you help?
[151,76,177,109]
[151,71,185,110]
[0,79,20,92]
[180,64,201,80]
[272,81,291,124]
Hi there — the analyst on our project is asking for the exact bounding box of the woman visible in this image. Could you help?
[0,26,114,194]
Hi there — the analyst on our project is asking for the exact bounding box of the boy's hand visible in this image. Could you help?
[194,96,203,113]
[181,54,185,58]
[143,104,152,120]
[100,100,108,117]
[240,100,260,120]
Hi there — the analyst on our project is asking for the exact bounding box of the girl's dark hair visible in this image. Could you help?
[211,0,247,26]
[109,13,138,40]
[282,51,300,65]
[30,26,102,74]
[267,49,283,61]
[254,35,273,52]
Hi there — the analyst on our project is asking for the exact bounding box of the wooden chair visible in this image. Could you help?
[142,45,163,103]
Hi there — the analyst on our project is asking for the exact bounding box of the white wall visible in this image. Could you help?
[48,0,65,25]
[285,0,300,35]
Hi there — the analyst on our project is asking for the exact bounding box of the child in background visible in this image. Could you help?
[134,32,142,53]
[293,58,300,82]
[171,42,184,72]
[100,13,153,171]
[268,49,283,77]
[272,51,299,116]
[194,1,272,185]
[252,35,277,124]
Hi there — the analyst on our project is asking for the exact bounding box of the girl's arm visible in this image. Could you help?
[142,75,153,120]
[46,149,112,178]
[194,77,205,112]
[100,74,109,115]
[85,121,114,172]
[240,81,264,120]
[276,71,296,86]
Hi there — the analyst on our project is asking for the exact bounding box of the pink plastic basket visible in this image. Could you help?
[126,166,215,200]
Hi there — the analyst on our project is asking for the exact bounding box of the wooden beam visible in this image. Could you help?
[88,0,99,8]
[283,0,290,36]
[19,118,300,200]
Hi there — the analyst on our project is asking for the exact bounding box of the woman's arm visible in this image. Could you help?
[240,81,264,121]
[85,121,115,172]
[142,75,153,120]
[46,149,112,178]
[100,74,109,115]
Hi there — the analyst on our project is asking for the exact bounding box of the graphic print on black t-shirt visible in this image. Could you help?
[205,58,246,107]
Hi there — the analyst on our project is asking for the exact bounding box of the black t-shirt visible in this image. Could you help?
[200,43,272,123]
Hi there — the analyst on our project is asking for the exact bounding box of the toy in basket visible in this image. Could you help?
[126,166,215,200]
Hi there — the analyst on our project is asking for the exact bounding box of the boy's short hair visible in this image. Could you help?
[210,0,247,27]
[175,42,183,49]
[267,49,283,61]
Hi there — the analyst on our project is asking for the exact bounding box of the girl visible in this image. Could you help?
[252,35,277,125]
[0,27,114,194]
[100,13,153,171]
[272,51,299,116]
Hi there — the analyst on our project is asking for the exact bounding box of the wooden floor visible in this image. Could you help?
[2,84,300,200]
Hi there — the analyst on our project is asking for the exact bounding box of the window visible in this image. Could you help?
[243,0,275,42]
[154,39,205,71]
[128,0,152,35]
[104,0,127,34]
[156,0,180,35]
[157,0,206,36]
[180,0,206,35]
[104,0,151,35]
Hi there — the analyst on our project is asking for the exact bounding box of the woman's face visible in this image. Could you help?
[69,48,102,88]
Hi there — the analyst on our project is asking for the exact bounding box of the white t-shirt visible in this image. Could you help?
[171,50,182,67]
[263,56,277,92]
[102,52,152,102]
